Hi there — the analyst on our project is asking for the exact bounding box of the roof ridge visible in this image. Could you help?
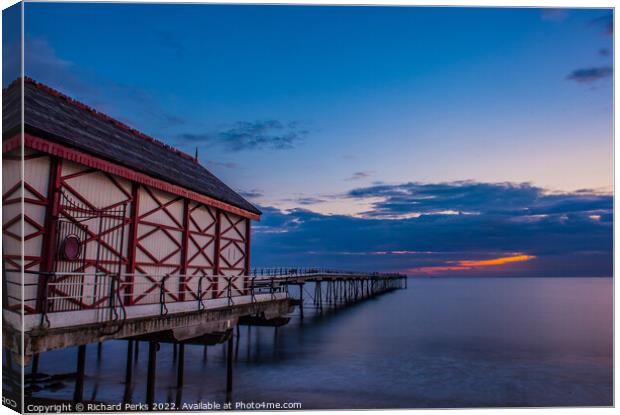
[5,77,196,163]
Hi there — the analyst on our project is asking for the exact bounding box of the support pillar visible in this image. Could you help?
[299,283,304,320]
[146,341,158,408]
[31,354,39,378]
[73,345,86,403]
[123,341,134,403]
[235,325,240,361]
[226,334,234,402]
[176,344,185,389]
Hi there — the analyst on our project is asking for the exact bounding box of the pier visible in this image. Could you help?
[3,268,405,406]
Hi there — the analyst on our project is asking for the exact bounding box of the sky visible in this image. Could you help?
[4,3,613,276]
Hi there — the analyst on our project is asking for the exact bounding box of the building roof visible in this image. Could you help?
[2,78,261,217]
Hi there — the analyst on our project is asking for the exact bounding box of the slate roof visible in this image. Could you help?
[2,78,261,216]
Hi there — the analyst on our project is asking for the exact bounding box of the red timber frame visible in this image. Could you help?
[124,182,140,305]
[184,201,219,301]
[132,185,185,305]
[3,133,256,313]
[216,211,249,297]
[46,162,133,312]
[38,156,62,312]
[2,151,53,313]
[3,154,49,273]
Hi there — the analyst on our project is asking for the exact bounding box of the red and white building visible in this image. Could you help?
[2,78,264,330]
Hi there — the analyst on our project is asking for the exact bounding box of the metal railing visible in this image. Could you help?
[3,270,289,324]
[3,268,405,331]
[250,267,405,278]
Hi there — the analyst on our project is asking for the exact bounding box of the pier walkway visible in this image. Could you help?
[3,268,406,405]
[4,268,405,356]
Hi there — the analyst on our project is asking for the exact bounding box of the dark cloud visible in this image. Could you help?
[239,189,264,199]
[23,36,186,131]
[296,197,328,205]
[347,181,544,217]
[346,171,374,181]
[345,181,612,219]
[110,82,186,127]
[251,181,612,277]
[566,66,612,83]
[178,120,309,152]
[154,30,186,58]
[205,159,238,169]
[590,14,613,36]
[540,8,568,22]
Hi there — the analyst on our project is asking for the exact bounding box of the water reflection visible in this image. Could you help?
[23,278,612,408]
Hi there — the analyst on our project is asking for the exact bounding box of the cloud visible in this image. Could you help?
[540,8,568,22]
[205,159,238,169]
[22,36,186,131]
[566,67,613,83]
[23,37,99,98]
[346,171,375,181]
[345,181,612,220]
[250,181,612,277]
[239,189,264,199]
[296,197,328,205]
[154,30,186,58]
[178,120,309,152]
[590,14,613,36]
[599,48,610,57]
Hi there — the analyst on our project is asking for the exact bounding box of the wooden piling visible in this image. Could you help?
[146,341,158,408]
[125,340,134,385]
[176,344,185,389]
[299,283,304,320]
[123,341,134,403]
[73,345,86,403]
[226,333,234,402]
[235,325,240,361]
[31,353,39,378]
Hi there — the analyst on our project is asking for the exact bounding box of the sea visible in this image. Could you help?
[26,277,613,409]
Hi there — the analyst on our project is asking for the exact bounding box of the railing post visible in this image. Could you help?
[250,277,256,303]
[197,276,205,311]
[160,275,168,316]
[39,272,51,328]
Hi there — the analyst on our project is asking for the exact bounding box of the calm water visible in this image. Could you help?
[29,277,613,408]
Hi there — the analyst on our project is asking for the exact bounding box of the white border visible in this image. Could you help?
[0,2,616,415]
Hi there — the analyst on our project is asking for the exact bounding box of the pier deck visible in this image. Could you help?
[3,269,405,361]
[3,268,405,406]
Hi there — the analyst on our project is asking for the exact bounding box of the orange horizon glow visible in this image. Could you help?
[407,253,536,275]
[457,255,535,267]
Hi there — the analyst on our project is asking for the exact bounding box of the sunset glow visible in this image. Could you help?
[408,254,536,275]
[458,255,536,267]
